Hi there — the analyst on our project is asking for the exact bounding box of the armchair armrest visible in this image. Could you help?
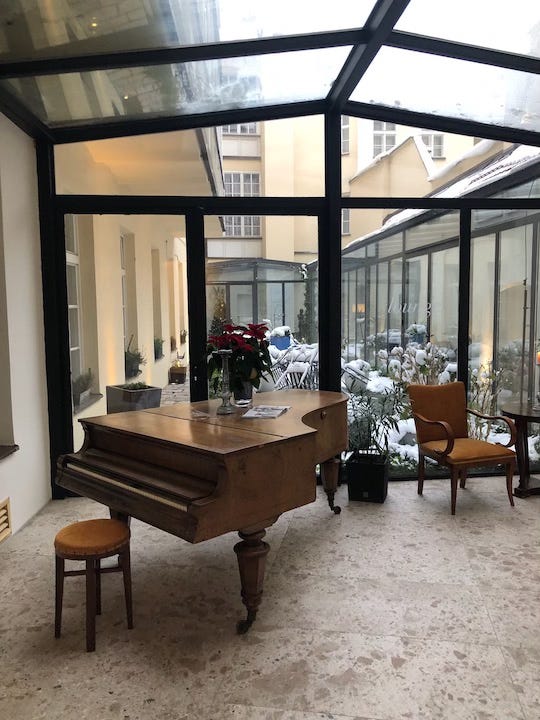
[466,408,516,447]
[414,412,455,458]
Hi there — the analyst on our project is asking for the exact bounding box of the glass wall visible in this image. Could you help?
[205,216,319,395]
[341,199,540,478]
[471,211,539,405]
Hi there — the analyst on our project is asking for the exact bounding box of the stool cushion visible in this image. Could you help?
[55,519,130,558]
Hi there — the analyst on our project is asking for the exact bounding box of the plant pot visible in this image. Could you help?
[106,385,162,414]
[345,453,388,503]
[169,366,187,384]
[125,358,141,379]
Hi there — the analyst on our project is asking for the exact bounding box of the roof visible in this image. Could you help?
[0,0,539,146]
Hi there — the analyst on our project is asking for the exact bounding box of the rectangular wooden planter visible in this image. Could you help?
[106,385,162,414]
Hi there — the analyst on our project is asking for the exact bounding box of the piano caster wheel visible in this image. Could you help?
[326,492,341,514]
[236,609,257,635]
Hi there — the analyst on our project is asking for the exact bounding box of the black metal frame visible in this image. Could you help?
[4,0,540,486]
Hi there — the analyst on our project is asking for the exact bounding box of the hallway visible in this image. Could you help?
[1,478,539,719]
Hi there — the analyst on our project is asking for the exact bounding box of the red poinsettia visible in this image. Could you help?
[207,323,272,392]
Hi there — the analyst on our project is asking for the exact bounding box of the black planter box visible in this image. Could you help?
[345,453,388,503]
[106,385,162,414]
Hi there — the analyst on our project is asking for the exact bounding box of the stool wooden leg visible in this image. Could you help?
[54,555,64,639]
[95,559,101,615]
[85,558,97,652]
[120,547,133,630]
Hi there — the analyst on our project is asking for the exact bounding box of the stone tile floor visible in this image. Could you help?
[1,472,540,719]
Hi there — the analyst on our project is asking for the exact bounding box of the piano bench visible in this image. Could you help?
[54,518,133,652]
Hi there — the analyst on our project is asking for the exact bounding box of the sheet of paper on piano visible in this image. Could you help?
[241,405,290,418]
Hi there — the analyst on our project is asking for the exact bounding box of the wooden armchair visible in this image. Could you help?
[407,382,516,514]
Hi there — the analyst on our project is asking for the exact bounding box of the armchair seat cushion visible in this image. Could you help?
[422,437,515,464]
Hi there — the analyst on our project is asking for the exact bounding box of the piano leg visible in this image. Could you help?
[320,456,342,514]
[234,528,270,634]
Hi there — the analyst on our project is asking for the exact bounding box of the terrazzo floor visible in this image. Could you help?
[1,475,540,720]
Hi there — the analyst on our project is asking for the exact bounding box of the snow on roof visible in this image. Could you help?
[344,143,540,252]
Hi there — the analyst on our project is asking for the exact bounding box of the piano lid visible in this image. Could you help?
[80,390,347,458]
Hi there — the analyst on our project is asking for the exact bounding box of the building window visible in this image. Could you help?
[224,172,261,237]
[66,217,82,382]
[373,121,396,157]
[341,208,350,235]
[224,172,260,197]
[421,133,444,158]
[224,215,261,237]
[341,115,350,154]
[222,123,258,135]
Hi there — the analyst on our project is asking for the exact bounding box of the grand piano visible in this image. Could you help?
[56,389,348,632]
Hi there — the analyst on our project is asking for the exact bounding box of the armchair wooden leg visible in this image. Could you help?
[417,451,425,495]
[459,470,467,489]
[450,467,459,515]
[506,460,515,507]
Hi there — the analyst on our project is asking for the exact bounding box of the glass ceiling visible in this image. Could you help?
[396,0,540,59]
[0,0,371,60]
[1,47,351,127]
[0,0,539,145]
[351,47,540,134]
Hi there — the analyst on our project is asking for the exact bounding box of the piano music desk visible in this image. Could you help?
[57,390,347,633]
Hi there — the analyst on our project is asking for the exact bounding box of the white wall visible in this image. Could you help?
[0,113,51,533]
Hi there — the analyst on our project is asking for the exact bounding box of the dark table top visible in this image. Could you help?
[501,401,540,422]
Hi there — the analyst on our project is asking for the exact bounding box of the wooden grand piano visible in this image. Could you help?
[56,390,347,632]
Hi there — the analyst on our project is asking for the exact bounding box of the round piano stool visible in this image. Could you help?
[54,518,133,652]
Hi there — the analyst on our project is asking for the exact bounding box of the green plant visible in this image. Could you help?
[154,337,164,360]
[72,368,93,405]
[125,335,146,378]
[120,382,152,390]
[207,323,272,393]
[468,363,505,440]
[347,389,403,458]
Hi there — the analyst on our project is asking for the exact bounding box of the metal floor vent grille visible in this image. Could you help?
[0,498,11,543]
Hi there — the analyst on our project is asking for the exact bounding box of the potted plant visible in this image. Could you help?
[72,368,93,408]
[344,389,402,503]
[106,381,162,414]
[169,353,187,384]
[207,323,272,404]
[124,335,146,379]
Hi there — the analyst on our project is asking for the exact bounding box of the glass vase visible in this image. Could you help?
[233,380,253,407]
[215,349,235,415]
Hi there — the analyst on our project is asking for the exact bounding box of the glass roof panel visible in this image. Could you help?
[351,47,540,133]
[396,0,540,59]
[0,47,351,127]
[0,0,371,61]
